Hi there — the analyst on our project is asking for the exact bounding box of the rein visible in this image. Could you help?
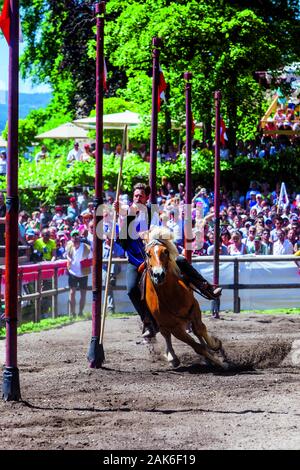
[145,239,213,301]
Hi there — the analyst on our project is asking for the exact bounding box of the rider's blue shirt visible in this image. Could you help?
[116,206,158,267]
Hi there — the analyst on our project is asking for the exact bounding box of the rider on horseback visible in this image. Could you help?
[114,183,222,339]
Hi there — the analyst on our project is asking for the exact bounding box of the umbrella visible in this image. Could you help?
[73,110,143,130]
[35,122,89,140]
[74,110,202,130]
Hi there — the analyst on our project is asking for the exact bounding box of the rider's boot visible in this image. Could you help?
[176,255,222,300]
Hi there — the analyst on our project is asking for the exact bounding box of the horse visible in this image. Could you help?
[143,228,227,369]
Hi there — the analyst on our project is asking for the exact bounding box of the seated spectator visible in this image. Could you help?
[67,142,83,163]
[56,233,68,259]
[270,216,283,242]
[253,235,264,255]
[103,142,111,155]
[114,143,122,158]
[246,181,260,203]
[138,143,147,160]
[192,228,204,255]
[247,191,258,210]
[207,235,229,256]
[274,108,286,129]
[78,190,90,213]
[35,145,48,163]
[81,201,94,217]
[227,231,247,255]
[67,197,80,222]
[192,187,210,216]
[220,228,231,250]
[52,206,65,226]
[0,151,7,176]
[199,231,215,256]
[167,208,184,251]
[33,229,57,261]
[272,229,294,255]
[81,144,93,162]
[18,211,29,245]
[261,228,273,254]
[245,225,257,254]
[40,204,52,229]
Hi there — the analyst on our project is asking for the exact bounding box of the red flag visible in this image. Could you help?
[0,0,11,45]
[157,66,167,112]
[103,57,108,91]
[220,117,228,145]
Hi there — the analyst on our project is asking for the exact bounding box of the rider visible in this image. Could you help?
[114,183,222,339]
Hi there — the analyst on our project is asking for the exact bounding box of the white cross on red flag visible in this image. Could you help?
[157,66,167,112]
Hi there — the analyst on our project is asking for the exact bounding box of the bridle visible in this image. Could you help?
[144,239,170,285]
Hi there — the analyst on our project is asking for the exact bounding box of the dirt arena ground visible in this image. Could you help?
[0,312,300,451]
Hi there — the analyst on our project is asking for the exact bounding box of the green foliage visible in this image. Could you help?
[231,148,300,191]
[14,0,300,148]
[1,142,300,212]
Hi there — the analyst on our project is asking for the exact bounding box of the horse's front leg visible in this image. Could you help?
[171,326,228,370]
[160,327,180,368]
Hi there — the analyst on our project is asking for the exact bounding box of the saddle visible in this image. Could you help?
[138,266,147,301]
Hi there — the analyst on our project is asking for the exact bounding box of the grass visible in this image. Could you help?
[202,308,300,316]
[0,314,90,339]
[241,308,300,315]
[1,309,299,339]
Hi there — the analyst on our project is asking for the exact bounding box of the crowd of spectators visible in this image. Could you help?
[5,176,299,263]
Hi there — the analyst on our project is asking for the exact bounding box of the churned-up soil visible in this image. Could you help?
[0,312,300,450]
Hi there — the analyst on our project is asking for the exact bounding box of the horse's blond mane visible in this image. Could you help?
[147,227,181,276]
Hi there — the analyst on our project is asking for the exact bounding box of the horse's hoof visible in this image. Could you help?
[170,358,180,368]
[222,362,230,370]
[164,354,180,368]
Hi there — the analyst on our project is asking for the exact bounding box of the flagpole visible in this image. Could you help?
[2,0,21,401]
[184,72,193,263]
[87,1,105,368]
[149,37,161,205]
[212,90,221,320]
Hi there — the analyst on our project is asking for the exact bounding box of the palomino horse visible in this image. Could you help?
[144,228,227,369]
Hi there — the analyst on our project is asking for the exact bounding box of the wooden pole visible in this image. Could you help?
[100,125,127,346]
[184,72,193,263]
[149,37,161,205]
[212,91,221,319]
[2,0,21,401]
[87,1,105,368]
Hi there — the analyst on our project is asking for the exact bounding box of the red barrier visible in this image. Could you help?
[1,260,68,284]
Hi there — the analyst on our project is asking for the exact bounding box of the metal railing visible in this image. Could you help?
[0,255,299,322]
[192,255,300,313]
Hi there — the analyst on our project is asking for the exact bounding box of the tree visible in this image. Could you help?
[2,0,300,151]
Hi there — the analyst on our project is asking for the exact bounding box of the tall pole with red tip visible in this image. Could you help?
[149,37,161,205]
[2,0,21,401]
[212,90,221,319]
[88,1,105,368]
[184,72,193,263]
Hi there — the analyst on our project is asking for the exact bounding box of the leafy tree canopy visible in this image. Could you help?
[1,0,300,146]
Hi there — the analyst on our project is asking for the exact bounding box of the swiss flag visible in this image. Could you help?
[0,0,11,45]
[157,66,167,112]
[220,117,228,145]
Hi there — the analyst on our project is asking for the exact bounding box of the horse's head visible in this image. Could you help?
[145,240,170,285]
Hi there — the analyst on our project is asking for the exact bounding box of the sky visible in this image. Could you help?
[0,36,51,100]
